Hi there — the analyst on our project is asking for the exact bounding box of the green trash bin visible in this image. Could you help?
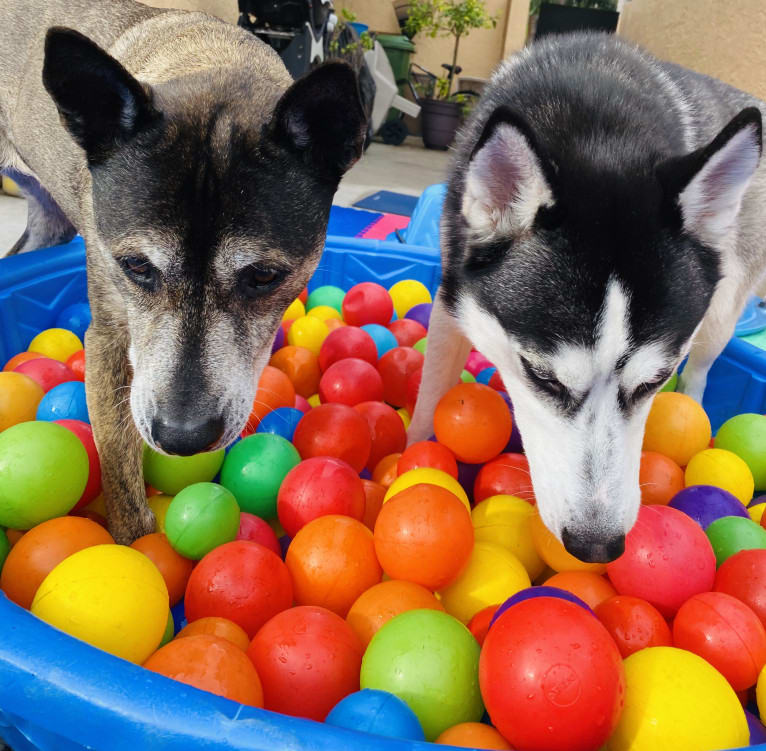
[376,33,416,123]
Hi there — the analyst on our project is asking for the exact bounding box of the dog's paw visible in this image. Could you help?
[110,506,157,545]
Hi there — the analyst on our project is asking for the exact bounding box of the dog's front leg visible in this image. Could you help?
[408,290,472,443]
[85,326,155,544]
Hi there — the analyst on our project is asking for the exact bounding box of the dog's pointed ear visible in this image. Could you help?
[43,27,160,165]
[658,107,762,242]
[269,62,366,182]
[462,107,556,240]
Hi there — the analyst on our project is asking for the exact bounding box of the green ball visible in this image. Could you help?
[0,529,9,573]
[460,369,476,383]
[705,515,766,566]
[143,445,225,495]
[715,413,766,489]
[219,434,300,518]
[160,609,175,646]
[306,285,345,313]
[413,337,427,355]
[0,421,88,530]
[660,372,678,393]
[164,482,240,559]
[360,609,484,741]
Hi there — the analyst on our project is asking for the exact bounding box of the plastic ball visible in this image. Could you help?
[0,372,44,431]
[715,549,766,627]
[480,597,625,751]
[642,392,712,465]
[271,325,285,354]
[467,604,497,647]
[489,588,593,628]
[55,419,101,509]
[360,609,483,741]
[753,501,766,523]
[475,367,497,386]
[294,394,311,413]
[544,571,617,610]
[609,647,748,751]
[185,540,292,637]
[269,346,321,398]
[361,323,398,358]
[3,351,43,372]
[219,433,300,518]
[405,302,432,329]
[130,532,194,607]
[319,326,378,371]
[283,298,305,321]
[306,284,345,313]
[145,634,264,706]
[142,444,224,496]
[412,337,427,355]
[607,505,716,617]
[319,357,384,405]
[175,616,250,651]
[64,349,85,381]
[54,303,91,341]
[343,282,394,327]
[31,545,168,663]
[308,304,342,322]
[594,595,672,658]
[355,401,406,471]
[398,441,458,479]
[706,515,766,566]
[247,605,363,720]
[0,516,113,609]
[0,530,9,572]
[0,421,88,529]
[246,365,296,430]
[15,357,75,392]
[373,452,402,488]
[669,484,749,529]
[326,688,425,741]
[747,709,766,744]
[388,280,432,319]
[255,406,303,442]
[435,722,510,749]
[377,346,424,408]
[27,327,83,363]
[716,413,766,489]
[148,494,173,533]
[35,380,88,422]
[277,456,365,537]
[236,512,281,556]
[686,448,755,505]
[384,467,470,511]
[530,512,607,573]
[473,451,534,502]
[639,450,684,505]
[388,318,427,347]
[361,479,386,530]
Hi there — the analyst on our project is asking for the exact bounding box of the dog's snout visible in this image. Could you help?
[151,414,225,455]
[561,527,625,563]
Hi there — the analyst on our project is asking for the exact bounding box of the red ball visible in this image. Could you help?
[488,371,505,391]
[15,357,76,392]
[594,595,672,658]
[298,287,308,304]
[277,457,365,538]
[185,541,292,638]
[397,441,458,479]
[292,403,372,472]
[342,282,394,327]
[673,591,766,690]
[405,367,422,415]
[388,318,427,347]
[65,349,86,381]
[480,598,625,751]
[56,419,101,510]
[237,512,281,557]
[247,605,363,721]
[318,326,378,372]
[468,604,498,647]
[354,401,407,471]
[318,358,384,406]
[607,505,716,617]
[474,453,535,504]
[715,549,766,628]
[377,346,424,408]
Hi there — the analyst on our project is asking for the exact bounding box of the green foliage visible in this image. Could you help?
[328,8,374,56]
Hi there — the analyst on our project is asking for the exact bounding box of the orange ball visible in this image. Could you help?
[361,479,386,531]
[130,532,194,607]
[434,383,512,463]
[642,392,712,466]
[269,345,321,399]
[0,516,114,609]
[435,722,512,749]
[0,371,44,431]
[373,483,474,590]
[175,616,250,651]
[372,453,401,488]
[6,529,25,547]
[545,571,617,610]
[325,318,346,332]
[346,579,445,647]
[144,634,264,706]
[246,365,296,432]
[65,349,86,381]
[639,450,684,505]
[286,515,382,616]
[467,604,499,647]
[529,513,607,574]
[397,440,459,479]
[3,351,42,371]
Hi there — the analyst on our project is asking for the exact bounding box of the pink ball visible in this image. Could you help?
[294,394,311,413]
[55,419,101,510]
[237,512,281,557]
[15,357,76,392]
[607,505,716,617]
[388,319,427,348]
[465,351,493,376]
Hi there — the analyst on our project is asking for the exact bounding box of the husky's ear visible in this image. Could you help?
[659,107,762,243]
[43,28,160,166]
[270,62,366,182]
[463,107,556,240]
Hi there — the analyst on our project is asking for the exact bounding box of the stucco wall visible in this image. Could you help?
[138,0,237,23]
[618,0,766,100]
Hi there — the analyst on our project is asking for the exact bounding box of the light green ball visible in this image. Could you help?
[143,445,225,495]
[0,421,88,530]
[660,372,678,393]
[705,515,766,567]
[360,609,484,740]
[160,609,175,646]
[306,285,346,313]
[715,413,766,490]
[413,337,427,355]
[460,369,476,383]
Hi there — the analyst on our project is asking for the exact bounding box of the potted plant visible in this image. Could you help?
[405,0,495,150]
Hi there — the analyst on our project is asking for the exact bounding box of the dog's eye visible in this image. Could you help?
[117,256,159,291]
[631,371,674,401]
[238,265,284,298]
[520,356,567,399]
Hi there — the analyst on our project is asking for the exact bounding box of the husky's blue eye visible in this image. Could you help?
[239,265,284,298]
[117,255,159,291]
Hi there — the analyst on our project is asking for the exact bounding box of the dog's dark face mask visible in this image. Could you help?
[42,27,366,454]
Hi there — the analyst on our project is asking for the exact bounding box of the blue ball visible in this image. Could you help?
[36,381,90,423]
[489,586,594,629]
[55,303,91,341]
[256,407,303,442]
[326,689,425,741]
[360,324,398,358]
[475,366,497,385]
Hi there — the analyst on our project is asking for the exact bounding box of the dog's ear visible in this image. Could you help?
[269,62,366,182]
[658,107,762,243]
[462,107,556,240]
[43,27,160,165]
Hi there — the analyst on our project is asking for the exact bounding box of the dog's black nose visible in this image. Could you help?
[151,414,225,455]
[561,527,625,563]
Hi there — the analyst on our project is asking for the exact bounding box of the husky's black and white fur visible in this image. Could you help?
[410,33,765,562]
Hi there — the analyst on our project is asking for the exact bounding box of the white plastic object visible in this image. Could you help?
[364,41,421,134]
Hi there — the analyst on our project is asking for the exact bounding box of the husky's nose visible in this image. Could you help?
[561,527,625,563]
[151,414,225,455]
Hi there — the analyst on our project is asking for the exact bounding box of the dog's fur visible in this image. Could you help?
[0,0,365,543]
[410,33,766,562]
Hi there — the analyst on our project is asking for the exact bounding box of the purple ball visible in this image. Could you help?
[669,485,749,529]
[750,494,766,508]
[457,460,481,503]
[489,586,594,629]
[404,303,432,330]
[272,326,285,353]
[499,391,524,453]
[279,534,291,560]
[746,710,766,744]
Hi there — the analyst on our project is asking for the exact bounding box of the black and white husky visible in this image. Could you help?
[410,33,765,563]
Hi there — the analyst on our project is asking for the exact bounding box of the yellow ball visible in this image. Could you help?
[308,393,321,407]
[31,544,169,663]
[757,663,766,720]
[685,448,754,505]
[472,495,545,579]
[529,512,607,574]
[384,467,470,512]
[148,494,174,533]
[609,647,748,751]
[388,280,432,319]
[307,305,342,322]
[750,503,766,524]
[438,541,530,623]
[287,316,329,356]
[282,298,305,321]
[27,328,83,363]
[397,408,411,428]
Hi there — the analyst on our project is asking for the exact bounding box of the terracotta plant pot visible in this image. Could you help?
[420,98,461,150]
